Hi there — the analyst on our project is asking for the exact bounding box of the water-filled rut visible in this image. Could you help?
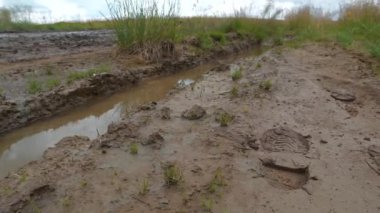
[0,62,214,178]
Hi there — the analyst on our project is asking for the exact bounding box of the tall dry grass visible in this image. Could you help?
[106,0,180,60]
[284,0,380,59]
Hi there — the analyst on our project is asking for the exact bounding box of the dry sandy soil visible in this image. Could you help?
[0,43,379,213]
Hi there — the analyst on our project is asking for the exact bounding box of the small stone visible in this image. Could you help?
[364,137,371,142]
[159,198,169,205]
[320,139,328,144]
[182,105,206,120]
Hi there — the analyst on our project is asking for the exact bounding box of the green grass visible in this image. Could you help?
[209,31,227,44]
[0,87,4,96]
[207,168,226,193]
[130,143,138,155]
[106,0,179,60]
[217,112,234,127]
[230,86,239,97]
[163,164,183,186]
[336,31,353,47]
[198,33,215,50]
[138,178,150,195]
[1,1,379,62]
[44,65,54,76]
[201,197,214,212]
[260,79,273,91]
[369,43,380,58]
[80,180,88,188]
[27,80,43,94]
[67,65,110,84]
[46,79,61,90]
[231,68,242,81]
[284,1,380,59]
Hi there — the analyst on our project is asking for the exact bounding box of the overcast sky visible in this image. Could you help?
[0,0,347,22]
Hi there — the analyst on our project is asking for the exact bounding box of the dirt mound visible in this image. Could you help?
[181,105,206,120]
[260,127,310,154]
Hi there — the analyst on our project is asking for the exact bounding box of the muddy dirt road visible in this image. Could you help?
[0,43,379,213]
[0,30,115,63]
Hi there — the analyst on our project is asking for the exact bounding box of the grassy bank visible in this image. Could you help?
[1,0,379,61]
[105,0,379,61]
[284,0,380,60]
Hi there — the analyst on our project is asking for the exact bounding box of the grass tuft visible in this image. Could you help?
[163,163,183,186]
[46,79,61,90]
[27,80,43,94]
[230,86,239,97]
[207,168,226,193]
[231,67,242,81]
[217,112,234,127]
[260,79,273,91]
[67,65,110,84]
[130,143,139,155]
[139,178,150,195]
[201,197,214,212]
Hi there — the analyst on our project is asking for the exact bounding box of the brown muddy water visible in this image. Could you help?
[0,63,215,178]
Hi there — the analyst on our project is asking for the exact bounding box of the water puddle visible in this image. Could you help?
[0,49,263,178]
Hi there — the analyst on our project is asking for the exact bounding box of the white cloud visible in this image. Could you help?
[34,0,88,21]
[2,0,345,22]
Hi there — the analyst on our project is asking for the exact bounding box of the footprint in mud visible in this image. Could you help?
[260,158,309,190]
[260,127,310,154]
[10,185,56,212]
[331,90,356,102]
[368,145,380,175]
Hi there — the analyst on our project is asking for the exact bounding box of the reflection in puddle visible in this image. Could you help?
[0,104,124,177]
